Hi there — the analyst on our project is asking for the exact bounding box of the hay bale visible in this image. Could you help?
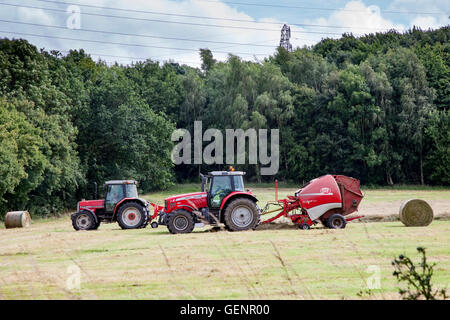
[4,211,31,229]
[399,199,433,227]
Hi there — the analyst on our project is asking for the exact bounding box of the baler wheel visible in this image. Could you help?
[223,198,259,232]
[321,219,330,228]
[327,214,347,229]
[167,210,195,234]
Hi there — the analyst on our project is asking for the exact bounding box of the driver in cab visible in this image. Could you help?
[210,177,231,207]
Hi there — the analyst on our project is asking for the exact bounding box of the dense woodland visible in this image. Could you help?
[0,26,449,216]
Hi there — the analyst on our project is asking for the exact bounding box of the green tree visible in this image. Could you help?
[0,98,47,216]
[199,48,216,73]
[424,110,450,184]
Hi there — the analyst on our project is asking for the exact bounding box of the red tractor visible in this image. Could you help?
[156,171,260,234]
[71,180,151,231]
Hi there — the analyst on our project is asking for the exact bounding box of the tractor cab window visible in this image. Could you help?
[125,184,138,198]
[105,185,125,212]
[210,176,232,208]
[233,176,244,192]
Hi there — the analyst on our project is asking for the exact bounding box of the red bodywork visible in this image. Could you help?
[163,191,256,214]
[78,199,105,214]
[165,192,207,213]
[261,174,364,227]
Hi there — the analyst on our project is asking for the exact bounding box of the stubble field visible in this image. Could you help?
[0,186,449,299]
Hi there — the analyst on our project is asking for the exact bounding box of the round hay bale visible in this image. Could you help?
[399,199,433,227]
[4,211,31,229]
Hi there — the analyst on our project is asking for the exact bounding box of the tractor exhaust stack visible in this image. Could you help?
[93,182,98,200]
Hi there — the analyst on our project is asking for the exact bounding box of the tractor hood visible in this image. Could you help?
[165,192,207,202]
[77,199,105,212]
[164,192,207,211]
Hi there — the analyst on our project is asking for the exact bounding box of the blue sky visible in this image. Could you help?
[0,0,448,67]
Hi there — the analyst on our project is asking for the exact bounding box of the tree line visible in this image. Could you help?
[0,26,449,217]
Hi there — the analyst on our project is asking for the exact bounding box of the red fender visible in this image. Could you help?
[220,191,258,210]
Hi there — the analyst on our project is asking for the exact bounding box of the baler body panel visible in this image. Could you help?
[297,175,342,220]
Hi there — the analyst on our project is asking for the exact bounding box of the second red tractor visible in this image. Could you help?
[157,171,260,234]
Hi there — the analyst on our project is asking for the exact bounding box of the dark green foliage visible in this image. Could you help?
[80,65,175,193]
[424,110,450,185]
[0,39,83,215]
[0,98,46,217]
[392,247,447,300]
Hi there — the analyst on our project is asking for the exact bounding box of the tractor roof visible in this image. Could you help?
[104,180,137,185]
[208,171,246,176]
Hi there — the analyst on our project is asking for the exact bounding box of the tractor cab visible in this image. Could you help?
[201,171,246,209]
[104,180,138,213]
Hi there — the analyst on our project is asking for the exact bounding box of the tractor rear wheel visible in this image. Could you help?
[72,211,97,231]
[327,214,347,229]
[167,210,195,234]
[117,202,147,229]
[223,198,259,232]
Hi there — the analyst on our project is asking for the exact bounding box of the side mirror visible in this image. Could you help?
[200,173,207,192]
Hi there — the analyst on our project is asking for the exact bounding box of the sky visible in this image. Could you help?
[0,0,448,67]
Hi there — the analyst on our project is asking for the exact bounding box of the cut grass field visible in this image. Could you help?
[0,186,449,300]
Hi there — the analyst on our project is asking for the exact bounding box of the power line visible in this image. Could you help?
[31,0,396,31]
[0,19,279,47]
[152,38,279,60]
[196,0,449,15]
[58,50,202,65]
[0,30,270,56]
[0,2,358,36]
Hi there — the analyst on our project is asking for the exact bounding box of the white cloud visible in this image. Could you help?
[17,7,55,25]
[388,0,449,30]
[300,0,405,45]
[410,16,441,30]
[1,0,295,66]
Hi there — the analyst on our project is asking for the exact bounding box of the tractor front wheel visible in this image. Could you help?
[327,214,347,229]
[117,202,147,229]
[167,210,195,234]
[223,198,259,232]
[72,211,97,231]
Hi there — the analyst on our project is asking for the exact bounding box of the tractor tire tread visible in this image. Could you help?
[327,213,347,229]
[117,201,147,230]
[167,210,195,234]
[72,210,97,231]
[223,198,259,232]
